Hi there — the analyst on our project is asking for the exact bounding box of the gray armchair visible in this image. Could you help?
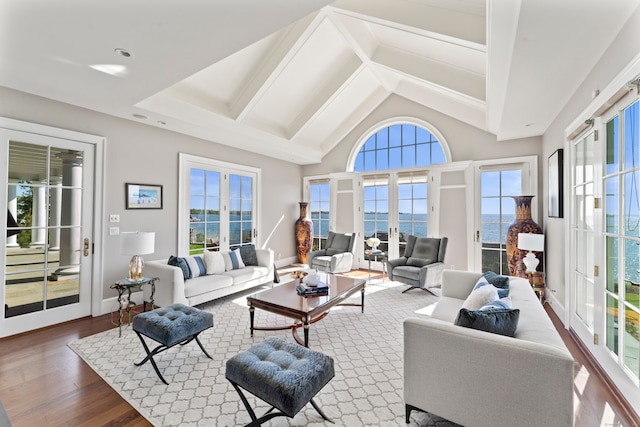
[387,236,448,294]
[308,232,356,273]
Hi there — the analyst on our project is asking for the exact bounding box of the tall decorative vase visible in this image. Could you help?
[295,202,314,265]
[506,195,543,276]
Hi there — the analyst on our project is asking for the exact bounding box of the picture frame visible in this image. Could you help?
[125,183,163,209]
[548,149,563,218]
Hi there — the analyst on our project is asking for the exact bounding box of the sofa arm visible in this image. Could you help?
[403,317,574,427]
[440,270,482,299]
[143,260,189,307]
[255,248,274,268]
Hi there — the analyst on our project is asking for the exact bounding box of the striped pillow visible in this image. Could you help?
[221,249,246,271]
[184,256,207,278]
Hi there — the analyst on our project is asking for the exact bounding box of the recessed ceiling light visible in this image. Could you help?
[115,48,133,58]
[525,123,535,127]
[133,114,148,120]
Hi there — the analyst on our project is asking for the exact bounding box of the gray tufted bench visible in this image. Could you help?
[132,303,213,384]
[225,337,335,426]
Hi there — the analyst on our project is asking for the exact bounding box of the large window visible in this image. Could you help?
[354,124,445,172]
[179,154,259,256]
[603,99,640,382]
[309,180,330,250]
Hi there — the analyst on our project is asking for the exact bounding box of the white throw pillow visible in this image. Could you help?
[461,284,500,310]
[203,250,225,275]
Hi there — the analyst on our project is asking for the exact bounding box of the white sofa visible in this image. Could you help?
[404,270,574,427]
[143,249,274,307]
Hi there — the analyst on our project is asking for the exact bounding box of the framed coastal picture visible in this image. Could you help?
[548,149,563,218]
[125,183,163,209]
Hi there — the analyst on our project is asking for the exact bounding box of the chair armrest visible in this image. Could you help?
[419,262,445,288]
[307,249,325,264]
[386,257,407,281]
[143,260,188,307]
[329,252,353,273]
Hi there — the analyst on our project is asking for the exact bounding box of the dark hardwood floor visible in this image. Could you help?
[0,271,638,426]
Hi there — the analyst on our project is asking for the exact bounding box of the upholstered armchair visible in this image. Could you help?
[387,235,448,294]
[308,232,356,273]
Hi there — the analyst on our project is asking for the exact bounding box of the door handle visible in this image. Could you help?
[84,238,90,256]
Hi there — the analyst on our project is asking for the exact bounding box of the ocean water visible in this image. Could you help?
[189,211,640,285]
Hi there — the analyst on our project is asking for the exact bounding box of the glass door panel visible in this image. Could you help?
[3,135,92,332]
[479,169,521,275]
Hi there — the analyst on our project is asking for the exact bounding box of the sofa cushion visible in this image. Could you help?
[239,244,258,266]
[203,250,226,275]
[185,255,207,277]
[168,256,191,279]
[223,266,269,285]
[455,308,520,337]
[183,274,233,298]
[482,271,509,289]
[461,283,499,310]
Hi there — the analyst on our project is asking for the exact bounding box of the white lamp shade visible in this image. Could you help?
[517,233,544,252]
[120,231,155,255]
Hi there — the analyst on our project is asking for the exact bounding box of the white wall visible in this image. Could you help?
[0,86,303,302]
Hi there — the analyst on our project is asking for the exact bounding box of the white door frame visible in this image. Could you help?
[0,117,104,337]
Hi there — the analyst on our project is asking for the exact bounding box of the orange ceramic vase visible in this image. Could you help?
[506,195,542,276]
[295,202,314,264]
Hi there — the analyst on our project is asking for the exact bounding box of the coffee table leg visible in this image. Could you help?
[361,287,365,313]
[249,306,255,337]
[303,320,310,348]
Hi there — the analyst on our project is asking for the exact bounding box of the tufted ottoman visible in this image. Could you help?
[132,303,213,384]
[225,337,335,426]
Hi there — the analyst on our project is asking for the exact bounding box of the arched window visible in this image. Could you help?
[353,123,447,172]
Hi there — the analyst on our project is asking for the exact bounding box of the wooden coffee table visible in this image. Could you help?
[247,274,366,347]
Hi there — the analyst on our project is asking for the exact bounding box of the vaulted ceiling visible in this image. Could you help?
[1,0,638,164]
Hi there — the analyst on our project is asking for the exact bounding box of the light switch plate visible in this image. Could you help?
[109,227,120,235]
[109,214,120,223]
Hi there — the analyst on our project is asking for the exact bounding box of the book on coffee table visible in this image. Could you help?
[295,283,328,296]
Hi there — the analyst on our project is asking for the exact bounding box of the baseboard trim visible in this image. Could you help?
[567,327,639,424]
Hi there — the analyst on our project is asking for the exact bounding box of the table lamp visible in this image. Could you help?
[517,233,544,273]
[120,231,155,281]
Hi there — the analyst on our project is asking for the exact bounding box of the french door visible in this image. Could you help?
[180,154,259,255]
[474,159,535,274]
[360,171,429,270]
[1,128,95,337]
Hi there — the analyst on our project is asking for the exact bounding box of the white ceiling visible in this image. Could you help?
[1,0,638,164]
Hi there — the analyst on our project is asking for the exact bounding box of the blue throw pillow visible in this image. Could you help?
[168,255,191,279]
[184,256,207,277]
[239,244,258,266]
[455,308,520,337]
[482,271,509,289]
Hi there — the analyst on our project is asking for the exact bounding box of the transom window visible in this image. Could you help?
[353,124,445,172]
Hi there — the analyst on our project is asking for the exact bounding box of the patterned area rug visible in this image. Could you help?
[68,279,460,427]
